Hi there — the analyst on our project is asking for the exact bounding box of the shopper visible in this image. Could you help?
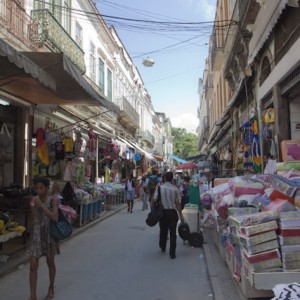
[147,168,161,210]
[139,175,148,210]
[125,175,135,213]
[180,176,191,210]
[27,177,59,300]
[152,172,184,259]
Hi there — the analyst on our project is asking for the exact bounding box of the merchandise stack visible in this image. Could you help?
[229,211,282,276]
[279,211,300,271]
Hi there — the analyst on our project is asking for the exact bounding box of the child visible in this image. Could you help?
[27,177,59,300]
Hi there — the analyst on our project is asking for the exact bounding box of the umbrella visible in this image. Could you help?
[176,162,198,170]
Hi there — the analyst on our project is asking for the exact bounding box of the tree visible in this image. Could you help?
[171,127,198,160]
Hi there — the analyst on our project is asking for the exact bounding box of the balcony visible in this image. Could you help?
[143,130,155,147]
[0,0,39,50]
[210,27,224,71]
[117,97,139,130]
[205,73,214,99]
[31,9,85,74]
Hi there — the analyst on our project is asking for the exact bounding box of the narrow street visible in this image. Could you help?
[0,201,214,300]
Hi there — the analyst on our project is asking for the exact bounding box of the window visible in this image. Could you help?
[98,58,104,92]
[107,69,112,101]
[260,56,271,86]
[75,22,82,48]
[63,0,71,34]
[53,0,62,25]
[90,42,96,82]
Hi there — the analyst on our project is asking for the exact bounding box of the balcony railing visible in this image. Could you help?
[31,9,85,74]
[210,27,224,71]
[117,97,139,127]
[0,0,39,50]
[205,73,214,98]
[143,130,155,146]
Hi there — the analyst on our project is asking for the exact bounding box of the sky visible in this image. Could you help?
[96,0,217,133]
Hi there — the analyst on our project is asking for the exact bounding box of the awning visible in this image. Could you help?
[186,154,207,161]
[0,39,119,113]
[248,0,297,65]
[117,137,155,160]
[23,52,119,113]
[0,38,55,100]
[152,155,164,161]
[167,153,187,164]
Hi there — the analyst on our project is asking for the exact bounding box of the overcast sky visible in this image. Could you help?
[97,0,216,133]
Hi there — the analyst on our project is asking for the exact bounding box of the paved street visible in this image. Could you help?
[0,201,215,300]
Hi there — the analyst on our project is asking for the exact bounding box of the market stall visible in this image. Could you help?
[209,170,300,299]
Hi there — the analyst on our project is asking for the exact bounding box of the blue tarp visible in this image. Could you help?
[168,153,187,164]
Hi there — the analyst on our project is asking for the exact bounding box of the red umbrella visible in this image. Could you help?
[176,162,198,170]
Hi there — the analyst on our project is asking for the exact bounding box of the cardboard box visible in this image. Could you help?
[239,230,277,247]
[281,251,300,262]
[243,239,279,255]
[243,256,282,272]
[279,236,300,246]
[243,248,281,264]
[240,220,278,237]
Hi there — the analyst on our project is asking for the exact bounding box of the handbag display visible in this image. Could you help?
[146,186,163,227]
[50,208,73,242]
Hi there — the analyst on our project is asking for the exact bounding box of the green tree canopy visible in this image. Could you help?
[172,127,198,160]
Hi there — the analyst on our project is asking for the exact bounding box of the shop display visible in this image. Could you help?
[209,172,300,298]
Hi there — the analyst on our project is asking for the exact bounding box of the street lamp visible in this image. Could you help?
[142,57,155,67]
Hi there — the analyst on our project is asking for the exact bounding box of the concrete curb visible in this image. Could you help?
[203,242,226,300]
[0,204,127,279]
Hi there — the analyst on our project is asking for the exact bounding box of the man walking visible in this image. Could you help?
[152,172,184,259]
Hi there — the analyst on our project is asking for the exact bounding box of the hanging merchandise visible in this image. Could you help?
[48,160,59,177]
[72,158,85,182]
[252,135,262,173]
[263,108,275,123]
[54,136,65,160]
[63,135,75,158]
[0,122,12,147]
[84,163,92,181]
[104,167,111,183]
[36,128,49,166]
[88,128,96,159]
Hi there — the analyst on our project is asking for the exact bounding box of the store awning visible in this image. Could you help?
[248,0,298,65]
[167,153,187,164]
[0,39,119,113]
[186,154,207,161]
[23,52,119,113]
[116,137,155,160]
[152,155,164,161]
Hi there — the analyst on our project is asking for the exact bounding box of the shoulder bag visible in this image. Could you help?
[50,208,73,242]
[145,186,163,227]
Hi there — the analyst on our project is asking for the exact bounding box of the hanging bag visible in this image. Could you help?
[146,186,163,227]
[50,208,73,242]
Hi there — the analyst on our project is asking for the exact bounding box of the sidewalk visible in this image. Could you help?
[0,205,242,300]
[0,203,127,279]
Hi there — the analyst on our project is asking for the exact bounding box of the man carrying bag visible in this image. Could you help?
[151,172,184,259]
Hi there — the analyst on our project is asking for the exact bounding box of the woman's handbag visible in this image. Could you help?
[50,208,73,242]
[145,187,163,227]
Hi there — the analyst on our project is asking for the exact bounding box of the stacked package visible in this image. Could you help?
[229,211,281,274]
[279,211,300,271]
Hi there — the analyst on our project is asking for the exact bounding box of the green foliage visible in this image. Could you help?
[171,127,198,159]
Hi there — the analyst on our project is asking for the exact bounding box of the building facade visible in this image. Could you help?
[0,0,173,188]
[198,0,300,174]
